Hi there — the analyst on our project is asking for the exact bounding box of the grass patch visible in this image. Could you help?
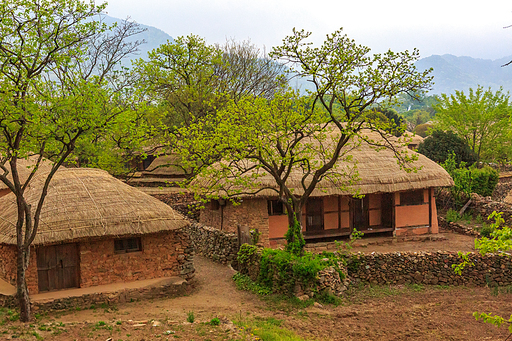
[235,316,306,341]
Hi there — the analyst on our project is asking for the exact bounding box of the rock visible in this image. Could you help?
[314,302,323,308]
[297,294,310,301]
[152,321,162,327]
[132,323,146,327]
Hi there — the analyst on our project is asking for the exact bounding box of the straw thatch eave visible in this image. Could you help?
[0,155,54,190]
[0,168,189,245]
[192,129,454,198]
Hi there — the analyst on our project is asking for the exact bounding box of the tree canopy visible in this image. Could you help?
[0,0,146,321]
[433,86,512,162]
[176,28,432,254]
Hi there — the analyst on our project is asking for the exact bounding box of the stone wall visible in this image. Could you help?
[0,244,17,286]
[0,277,193,311]
[185,222,239,264]
[348,251,512,286]
[80,230,195,290]
[469,193,512,225]
[200,198,270,246]
[438,216,480,237]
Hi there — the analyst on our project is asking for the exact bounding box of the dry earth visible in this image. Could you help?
[2,233,512,340]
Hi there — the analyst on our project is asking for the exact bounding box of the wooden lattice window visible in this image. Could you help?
[114,237,142,254]
[400,190,424,206]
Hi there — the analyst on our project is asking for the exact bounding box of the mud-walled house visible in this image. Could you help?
[198,130,454,247]
[0,168,194,294]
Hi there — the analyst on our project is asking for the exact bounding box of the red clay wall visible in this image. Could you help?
[3,230,192,295]
[79,230,187,289]
[395,189,438,237]
[0,244,17,286]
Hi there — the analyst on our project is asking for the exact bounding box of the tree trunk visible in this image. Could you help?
[16,245,31,322]
[284,199,305,255]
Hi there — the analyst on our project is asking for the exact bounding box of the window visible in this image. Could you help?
[400,190,424,206]
[114,237,142,254]
[267,200,285,215]
[209,199,220,211]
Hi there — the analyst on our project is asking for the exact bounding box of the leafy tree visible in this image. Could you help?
[134,36,288,129]
[0,0,145,321]
[413,123,433,137]
[418,130,477,165]
[178,28,432,254]
[434,86,512,161]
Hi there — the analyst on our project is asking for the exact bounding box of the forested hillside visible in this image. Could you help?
[416,54,512,95]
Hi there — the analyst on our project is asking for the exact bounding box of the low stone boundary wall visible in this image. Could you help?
[184,223,239,264]
[348,251,512,287]
[0,278,193,312]
[438,216,480,237]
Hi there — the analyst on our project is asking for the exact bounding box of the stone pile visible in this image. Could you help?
[469,193,512,225]
[317,264,350,296]
[185,223,239,264]
[438,216,480,237]
[349,251,512,287]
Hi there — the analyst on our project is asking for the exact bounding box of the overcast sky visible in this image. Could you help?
[103,0,512,60]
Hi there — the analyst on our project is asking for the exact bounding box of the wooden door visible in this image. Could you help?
[351,196,369,231]
[37,243,79,292]
[381,193,394,228]
[306,198,324,231]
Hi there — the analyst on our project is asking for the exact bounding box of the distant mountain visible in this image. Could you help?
[102,15,173,60]
[415,54,512,95]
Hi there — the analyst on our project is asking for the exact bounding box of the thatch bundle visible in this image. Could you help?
[193,129,453,198]
[0,155,54,190]
[0,168,189,245]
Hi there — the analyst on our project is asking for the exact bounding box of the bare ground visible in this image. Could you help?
[2,232,511,340]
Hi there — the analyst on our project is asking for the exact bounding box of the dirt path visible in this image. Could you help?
[4,254,512,340]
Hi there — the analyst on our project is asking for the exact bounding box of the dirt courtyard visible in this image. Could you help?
[3,239,512,341]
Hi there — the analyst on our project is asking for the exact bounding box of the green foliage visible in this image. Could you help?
[237,244,259,266]
[208,318,220,326]
[445,209,460,223]
[174,28,431,256]
[453,211,512,333]
[234,316,307,341]
[418,130,477,166]
[284,215,305,256]
[434,86,512,162]
[335,229,364,256]
[232,273,272,296]
[249,229,261,245]
[186,311,195,323]
[441,154,498,203]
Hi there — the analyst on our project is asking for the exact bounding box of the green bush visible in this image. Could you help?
[441,154,498,203]
[237,245,346,296]
[418,130,477,166]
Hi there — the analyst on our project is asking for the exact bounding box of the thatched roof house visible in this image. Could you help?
[0,168,194,294]
[198,129,453,247]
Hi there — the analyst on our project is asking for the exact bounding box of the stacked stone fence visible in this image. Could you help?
[184,222,239,265]
[0,278,192,312]
[348,251,512,287]
[438,216,480,237]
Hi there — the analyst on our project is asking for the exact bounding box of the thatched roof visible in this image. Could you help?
[193,129,453,198]
[0,168,189,245]
[142,154,188,177]
[0,155,54,190]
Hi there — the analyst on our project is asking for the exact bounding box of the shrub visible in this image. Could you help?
[418,130,477,166]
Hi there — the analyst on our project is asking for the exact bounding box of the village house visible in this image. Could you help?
[0,167,194,294]
[199,130,454,247]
